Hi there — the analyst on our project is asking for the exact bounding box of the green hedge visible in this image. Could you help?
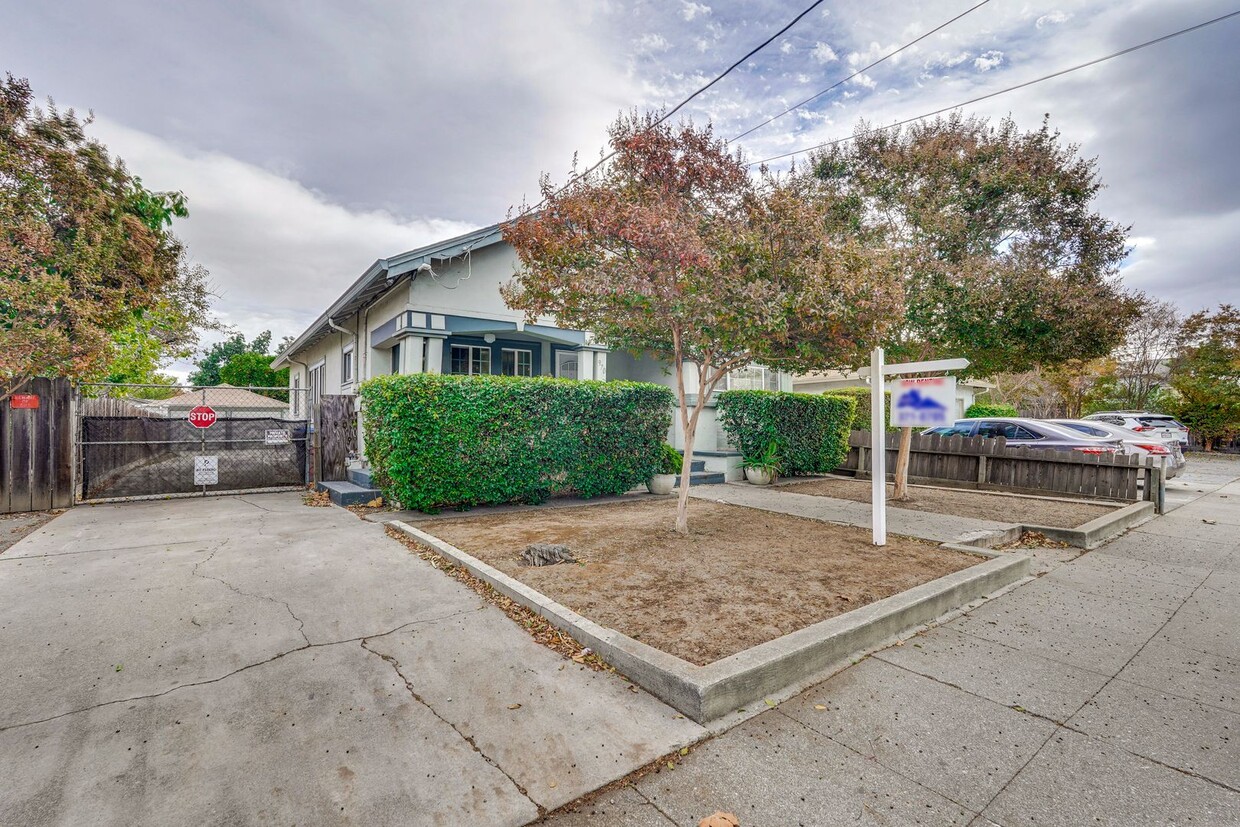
[822,386,894,431]
[360,374,674,513]
[964,402,1018,418]
[717,390,855,475]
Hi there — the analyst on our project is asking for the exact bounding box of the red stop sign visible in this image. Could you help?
[188,405,217,428]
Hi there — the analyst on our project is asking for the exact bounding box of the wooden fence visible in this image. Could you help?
[840,430,1158,503]
[1,378,74,514]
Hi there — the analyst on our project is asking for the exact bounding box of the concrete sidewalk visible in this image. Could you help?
[0,494,703,826]
[547,478,1240,825]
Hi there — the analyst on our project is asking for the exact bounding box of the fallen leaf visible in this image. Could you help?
[814,704,827,711]
[764,699,776,708]
[679,747,690,756]
[667,761,676,770]
[1202,519,1217,525]
[507,703,522,710]
[699,813,741,827]
[549,781,557,788]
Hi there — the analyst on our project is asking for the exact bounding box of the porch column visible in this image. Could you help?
[425,336,444,375]
[577,350,595,381]
[402,335,426,374]
[594,351,607,381]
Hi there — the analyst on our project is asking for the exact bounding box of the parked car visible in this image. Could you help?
[923,418,1125,454]
[1083,411,1189,444]
[1047,419,1185,479]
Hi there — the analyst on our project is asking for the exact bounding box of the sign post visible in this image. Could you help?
[863,355,969,547]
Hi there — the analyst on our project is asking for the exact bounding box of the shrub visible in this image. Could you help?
[717,390,855,475]
[822,386,894,432]
[360,374,674,513]
[964,402,1019,418]
[655,442,682,475]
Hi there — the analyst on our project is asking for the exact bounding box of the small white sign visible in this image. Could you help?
[889,376,956,428]
[264,429,291,446]
[194,455,219,486]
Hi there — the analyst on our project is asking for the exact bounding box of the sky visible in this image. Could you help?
[3,0,1238,378]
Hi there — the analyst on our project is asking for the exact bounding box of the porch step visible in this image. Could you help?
[317,480,382,507]
[675,471,726,487]
[688,459,706,473]
[348,467,374,488]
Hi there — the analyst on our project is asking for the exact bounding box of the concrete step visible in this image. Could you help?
[688,459,705,472]
[317,480,382,507]
[348,467,374,487]
[675,471,726,487]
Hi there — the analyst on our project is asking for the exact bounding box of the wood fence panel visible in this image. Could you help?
[317,395,355,482]
[1,378,72,514]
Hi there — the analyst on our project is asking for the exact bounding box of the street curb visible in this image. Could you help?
[389,520,1030,723]
[1022,500,1155,550]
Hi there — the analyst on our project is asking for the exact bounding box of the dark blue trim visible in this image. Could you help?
[444,336,544,377]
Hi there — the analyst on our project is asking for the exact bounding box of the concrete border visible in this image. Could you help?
[1023,499,1155,550]
[389,520,1030,723]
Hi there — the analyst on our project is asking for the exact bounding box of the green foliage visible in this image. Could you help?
[656,443,682,476]
[964,403,1019,418]
[360,374,674,513]
[219,352,289,400]
[191,330,273,386]
[822,386,893,431]
[741,440,784,474]
[717,390,855,475]
[1167,305,1240,446]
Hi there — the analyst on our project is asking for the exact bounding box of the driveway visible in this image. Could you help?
[0,494,702,826]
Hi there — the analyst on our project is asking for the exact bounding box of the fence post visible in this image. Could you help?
[857,444,868,477]
[976,453,988,485]
[1156,457,1167,514]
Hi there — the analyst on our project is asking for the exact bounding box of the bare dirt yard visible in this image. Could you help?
[419,499,981,666]
[781,476,1119,528]
[0,511,57,555]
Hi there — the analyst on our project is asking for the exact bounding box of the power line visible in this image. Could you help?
[747,9,1240,167]
[731,0,994,143]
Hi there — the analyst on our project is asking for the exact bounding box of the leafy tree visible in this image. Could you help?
[1167,305,1240,450]
[219,351,288,400]
[0,74,205,400]
[189,330,273,386]
[1111,298,1180,410]
[810,113,1140,497]
[505,113,900,533]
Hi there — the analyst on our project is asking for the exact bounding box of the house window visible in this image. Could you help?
[726,365,779,392]
[391,343,401,375]
[342,346,354,385]
[450,344,491,375]
[501,348,533,377]
[308,362,325,408]
[292,374,301,418]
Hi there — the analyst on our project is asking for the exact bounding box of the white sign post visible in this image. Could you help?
[864,355,969,547]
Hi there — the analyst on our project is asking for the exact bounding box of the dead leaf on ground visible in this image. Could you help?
[1202,519,1217,525]
[507,703,522,710]
[700,813,741,827]
[814,704,827,710]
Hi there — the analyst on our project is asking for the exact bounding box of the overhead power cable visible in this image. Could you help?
[731,0,995,142]
[747,8,1240,167]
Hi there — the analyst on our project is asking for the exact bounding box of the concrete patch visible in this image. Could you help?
[392,521,1030,723]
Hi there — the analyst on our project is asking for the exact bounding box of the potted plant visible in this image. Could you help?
[743,441,782,485]
[647,443,681,495]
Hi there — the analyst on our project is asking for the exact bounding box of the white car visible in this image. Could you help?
[1083,411,1189,444]
[1048,419,1185,479]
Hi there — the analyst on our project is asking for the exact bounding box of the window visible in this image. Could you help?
[308,362,325,408]
[391,343,401,375]
[450,344,491,375]
[292,374,301,418]
[726,365,779,391]
[501,348,533,377]
[341,346,354,385]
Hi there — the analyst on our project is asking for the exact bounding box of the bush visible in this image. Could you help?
[360,374,674,512]
[822,386,894,432]
[717,390,855,475]
[655,442,682,475]
[964,402,1019,418]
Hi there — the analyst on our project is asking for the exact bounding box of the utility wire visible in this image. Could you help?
[747,8,1240,167]
[732,0,994,142]
[522,0,827,214]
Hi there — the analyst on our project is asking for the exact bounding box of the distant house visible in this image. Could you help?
[272,224,792,478]
[793,370,995,420]
[141,384,290,419]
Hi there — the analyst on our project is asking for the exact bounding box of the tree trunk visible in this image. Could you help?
[673,408,701,535]
[891,426,913,500]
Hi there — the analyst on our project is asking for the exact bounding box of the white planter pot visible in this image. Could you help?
[647,474,675,495]
[744,467,773,485]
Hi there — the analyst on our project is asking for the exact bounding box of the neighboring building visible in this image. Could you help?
[139,384,291,419]
[793,370,995,419]
[272,224,792,478]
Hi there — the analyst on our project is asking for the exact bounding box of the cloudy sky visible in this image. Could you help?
[3,0,1237,375]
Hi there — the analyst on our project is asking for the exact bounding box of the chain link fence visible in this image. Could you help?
[77,383,311,501]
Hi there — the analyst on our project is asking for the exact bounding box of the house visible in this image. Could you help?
[272,224,792,481]
[139,384,291,419]
[793,370,995,419]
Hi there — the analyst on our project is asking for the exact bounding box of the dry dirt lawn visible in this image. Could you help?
[420,499,980,666]
[781,476,1119,528]
[0,511,57,555]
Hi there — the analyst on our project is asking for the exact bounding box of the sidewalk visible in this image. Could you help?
[545,480,1240,826]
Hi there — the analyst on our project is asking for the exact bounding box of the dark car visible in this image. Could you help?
[923,417,1124,454]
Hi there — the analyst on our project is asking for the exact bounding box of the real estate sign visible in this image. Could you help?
[889,376,956,428]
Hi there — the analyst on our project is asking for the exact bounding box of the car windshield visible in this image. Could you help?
[1139,416,1185,428]
[1055,421,1110,438]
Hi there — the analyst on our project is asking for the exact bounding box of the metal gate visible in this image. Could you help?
[76,383,311,502]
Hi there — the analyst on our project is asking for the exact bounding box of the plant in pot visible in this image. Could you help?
[647,443,681,495]
[743,441,782,485]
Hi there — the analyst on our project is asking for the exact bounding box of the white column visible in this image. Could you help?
[595,351,607,381]
[403,336,425,374]
[871,347,887,546]
[425,337,444,375]
[578,350,595,381]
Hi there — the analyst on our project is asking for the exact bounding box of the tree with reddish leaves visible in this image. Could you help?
[504,113,901,534]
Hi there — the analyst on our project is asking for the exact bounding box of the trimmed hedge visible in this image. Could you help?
[822,386,894,432]
[360,374,674,513]
[964,402,1018,418]
[717,390,855,475]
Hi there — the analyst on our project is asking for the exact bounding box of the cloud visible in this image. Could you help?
[850,73,877,90]
[1037,11,1071,28]
[780,41,795,55]
[811,42,839,64]
[681,1,711,21]
[636,32,672,53]
[973,50,1005,72]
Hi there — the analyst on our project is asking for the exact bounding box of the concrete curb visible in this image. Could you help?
[389,520,1030,723]
[1022,500,1155,550]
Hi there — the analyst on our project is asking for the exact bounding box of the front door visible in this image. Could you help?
[555,350,578,380]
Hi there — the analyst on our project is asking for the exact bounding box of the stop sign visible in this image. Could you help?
[188,405,217,428]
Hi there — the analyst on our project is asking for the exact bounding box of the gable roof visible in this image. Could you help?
[161,384,289,409]
[272,223,506,369]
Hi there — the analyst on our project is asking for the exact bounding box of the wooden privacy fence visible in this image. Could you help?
[316,395,357,482]
[840,430,1159,503]
[1,378,73,514]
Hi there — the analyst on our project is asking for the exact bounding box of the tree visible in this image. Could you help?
[219,351,289,400]
[189,330,273,387]
[505,113,900,533]
[1,74,202,400]
[810,113,1140,497]
[1167,305,1240,450]
[1111,298,1180,410]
